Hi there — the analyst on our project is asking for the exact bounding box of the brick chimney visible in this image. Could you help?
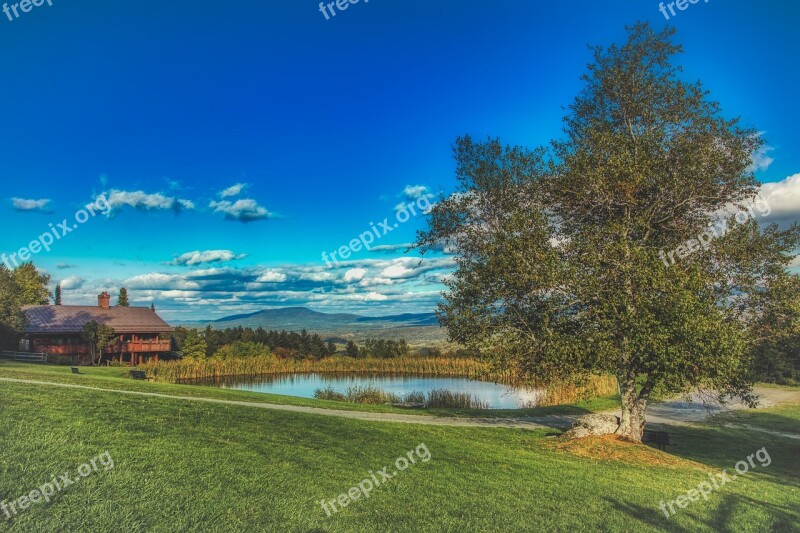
[98,291,110,310]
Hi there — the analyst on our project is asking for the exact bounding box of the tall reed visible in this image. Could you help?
[313,386,489,409]
[142,355,490,383]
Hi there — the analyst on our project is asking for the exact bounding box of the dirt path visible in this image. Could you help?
[601,387,800,426]
[2,377,796,431]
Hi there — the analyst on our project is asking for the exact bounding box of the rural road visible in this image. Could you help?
[1,377,797,432]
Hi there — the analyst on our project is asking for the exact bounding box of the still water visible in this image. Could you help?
[196,373,542,409]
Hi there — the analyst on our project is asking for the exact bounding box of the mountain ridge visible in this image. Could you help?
[178,307,442,342]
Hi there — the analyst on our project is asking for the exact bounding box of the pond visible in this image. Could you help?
[193,373,543,409]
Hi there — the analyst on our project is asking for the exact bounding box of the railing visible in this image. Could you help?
[34,345,88,356]
[0,351,48,362]
[121,340,172,353]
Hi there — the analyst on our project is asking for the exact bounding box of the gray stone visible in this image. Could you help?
[562,413,621,439]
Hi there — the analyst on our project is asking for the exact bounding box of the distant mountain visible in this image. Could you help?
[178,306,444,343]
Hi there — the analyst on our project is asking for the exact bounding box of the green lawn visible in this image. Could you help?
[1,361,798,532]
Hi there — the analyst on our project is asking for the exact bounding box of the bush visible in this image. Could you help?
[313,386,346,402]
[425,389,488,409]
[312,386,489,409]
[47,355,73,366]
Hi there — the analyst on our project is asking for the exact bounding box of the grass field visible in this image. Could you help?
[1,361,798,532]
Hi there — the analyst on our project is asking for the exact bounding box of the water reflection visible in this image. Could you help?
[188,373,543,409]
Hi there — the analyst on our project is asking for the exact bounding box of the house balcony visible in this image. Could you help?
[120,339,172,353]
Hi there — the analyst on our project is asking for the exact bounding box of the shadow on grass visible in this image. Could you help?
[605,491,798,533]
[642,411,800,503]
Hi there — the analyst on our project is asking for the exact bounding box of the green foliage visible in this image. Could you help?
[117,288,130,306]
[749,274,800,383]
[213,341,271,359]
[81,321,117,365]
[0,262,51,348]
[416,23,800,438]
[179,329,208,360]
[189,326,411,361]
[12,262,51,306]
[344,340,360,358]
[359,339,410,358]
[54,284,62,305]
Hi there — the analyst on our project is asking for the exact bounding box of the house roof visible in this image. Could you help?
[22,305,173,334]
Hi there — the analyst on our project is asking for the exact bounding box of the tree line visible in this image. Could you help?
[171,326,413,360]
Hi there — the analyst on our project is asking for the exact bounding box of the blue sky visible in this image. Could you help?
[1,0,798,321]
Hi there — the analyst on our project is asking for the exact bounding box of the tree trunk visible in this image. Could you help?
[616,377,647,442]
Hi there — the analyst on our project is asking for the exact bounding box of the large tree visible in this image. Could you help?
[416,23,799,441]
[0,263,52,348]
[12,262,51,306]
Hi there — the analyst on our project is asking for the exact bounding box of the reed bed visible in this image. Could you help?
[533,375,620,407]
[425,389,489,409]
[314,385,489,409]
[142,356,490,384]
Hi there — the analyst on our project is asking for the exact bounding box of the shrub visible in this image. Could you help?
[425,389,488,409]
[313,386,346,402]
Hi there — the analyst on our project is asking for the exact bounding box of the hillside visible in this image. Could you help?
[179,307,446,344]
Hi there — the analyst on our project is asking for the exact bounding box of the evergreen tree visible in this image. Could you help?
[117,288,130,306]
[54,284,62,305]
[345,340,359,358]
[180,329,208,359]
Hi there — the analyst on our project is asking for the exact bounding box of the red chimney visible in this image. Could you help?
[98,291,110,310]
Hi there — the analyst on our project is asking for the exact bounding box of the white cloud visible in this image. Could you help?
[170,250,247,266]
[402,185,430,199]
[60,254,455,320]
[220,183,248,198]
[369,243,413,253]
[256,270,287,283]
[343,268,368,282]
[746,136,775,173]
[124,273,201,290]
[381,264,415,279]
[60,276,85,290]
[364,292,389,302]
[104,189,195,214]
[209,198,272,222]
[299,271,335,282]
[395,184,436,212]
[759,173,800,224]
[11,198,51,212]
